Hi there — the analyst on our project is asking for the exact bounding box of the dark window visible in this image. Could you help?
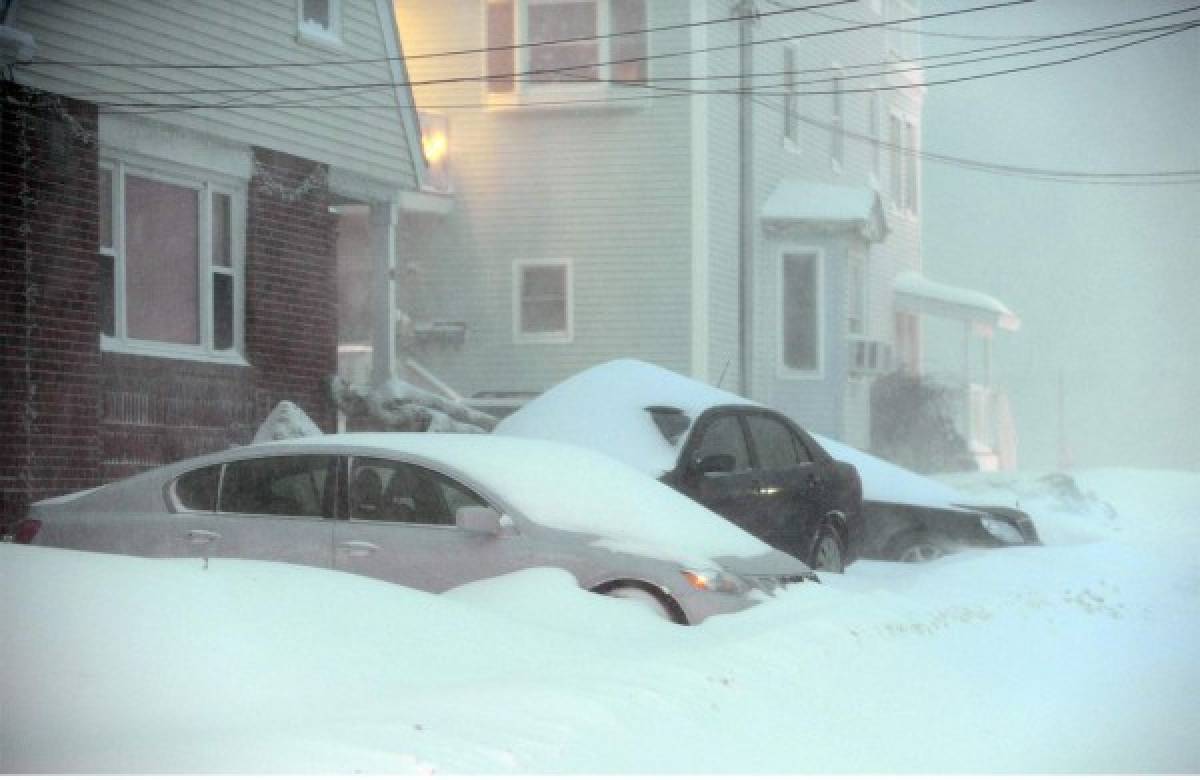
[519,263,568,335]
[610,0,647,83]
[174,465,221,511]
[782,252,820,372]
[745,415,805,469]
[219,456,335,517]
[351,458,486,525]
[692,415,751,472]
[487,1,516,92]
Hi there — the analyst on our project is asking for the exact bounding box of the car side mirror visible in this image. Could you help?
[456,506,505,535]
[693,453,735,476]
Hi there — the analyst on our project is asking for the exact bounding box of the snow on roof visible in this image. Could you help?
[255,431,772,562]
[495,359,975,511]
[761,181,887,239]
[894,271,1021,331]
[496,359,755,476]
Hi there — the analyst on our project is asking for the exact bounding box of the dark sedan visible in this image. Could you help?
[495,360,864,573]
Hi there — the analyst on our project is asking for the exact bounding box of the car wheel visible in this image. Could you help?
[599,585,682,624]
[810,524,846,574]
[889,532,947,563]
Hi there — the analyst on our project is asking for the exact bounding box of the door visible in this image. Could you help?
[676,413,766,538]
[741,412,827,558]
[174,455,338,569]
[334,456,532,592]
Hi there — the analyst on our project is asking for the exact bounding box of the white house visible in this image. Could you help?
[387,0,1018,464]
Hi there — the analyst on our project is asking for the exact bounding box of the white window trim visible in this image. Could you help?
[847,248,868,337]
[888,108,905,213]
[830,63,845,172]
[513,258,574,344]
[868,89,882,187]
[777,248,825,381]
[296,0,344,50]
[782,44,801,155]
[99,156,248,366]
[484,0,649,110]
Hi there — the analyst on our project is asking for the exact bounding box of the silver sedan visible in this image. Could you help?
[22,434,815,624]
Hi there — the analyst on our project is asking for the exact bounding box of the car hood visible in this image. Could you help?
[714,548,816,579]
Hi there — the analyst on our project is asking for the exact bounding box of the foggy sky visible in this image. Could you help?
[919,0,1200,471]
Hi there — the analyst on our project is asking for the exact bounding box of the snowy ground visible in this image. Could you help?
[2,469,1198,773]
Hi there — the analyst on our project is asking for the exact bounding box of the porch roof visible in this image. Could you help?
[761,181,888,242]
[894,271,1021,331]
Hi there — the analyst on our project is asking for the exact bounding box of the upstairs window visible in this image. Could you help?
[99,160,244,361]
[782,46,800,150]
[889,113,903,207]
[830,71,845,167]
[486,0,647,95]
[298,0,342,46]
[903,119,920,214]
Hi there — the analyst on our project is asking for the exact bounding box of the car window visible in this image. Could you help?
[692,414,751,472]
[745,414,811,469]
[174,464,221,511]
[218,455,336,517]
[350,457,486,525]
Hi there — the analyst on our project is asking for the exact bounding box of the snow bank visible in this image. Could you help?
[4,469,1198,773]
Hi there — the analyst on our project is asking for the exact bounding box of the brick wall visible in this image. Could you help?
[245,148,338,433]
[0,83,102,523]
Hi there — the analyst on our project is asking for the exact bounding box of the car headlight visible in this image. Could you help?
[980,514,1025,545]
[681,568,748,594]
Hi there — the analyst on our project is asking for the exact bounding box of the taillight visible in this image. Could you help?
[12,518,41,544]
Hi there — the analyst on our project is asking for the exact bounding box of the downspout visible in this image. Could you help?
[736,0,756,397]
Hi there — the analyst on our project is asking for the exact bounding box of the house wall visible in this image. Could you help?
[11,0,418,191]
[0,84,102,523]
[393,0,697,396]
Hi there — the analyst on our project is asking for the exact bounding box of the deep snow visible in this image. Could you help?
[2,469,1198,773]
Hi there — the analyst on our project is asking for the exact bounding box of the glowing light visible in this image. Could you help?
[422,131,448,165]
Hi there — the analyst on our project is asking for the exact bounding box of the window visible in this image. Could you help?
[98,161,244,360]
[693,415,751,473]
[830,72,845,167]
[783,46,800,149]
[868,92,881,178]
[847,249,867,336]
[219,456,336,518]
[895,311,921,374]
[903,119,919,214]
[297,0,341,46]
[350,458,486,525]
[486,0,647,95]
[744,414,805,470]
[514,260,573,342]
[781,251,822,375]
[889,113,903,206]
[173,465,221,512]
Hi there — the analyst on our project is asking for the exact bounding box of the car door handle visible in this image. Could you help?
[186,529,220,545]
[337,540,380,558]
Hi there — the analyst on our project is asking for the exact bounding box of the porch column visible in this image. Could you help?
[370,200,399,385]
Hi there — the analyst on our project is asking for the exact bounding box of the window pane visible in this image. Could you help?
[175,465,221,511]
[890,116,903,203]
[212,192,232,268]
[528,1,599,83]
[352,458,483,524]
[487,0,515,92]
[125,175,199,345]
[98,168,112,250]
[302,0,330,28]
[694,416,750,472]
[213,272,234,350]
[746,415,801,469]
[782,253,819,371]
[220,456,335,517]
[99,254,115,337]
[520,265,567,333]
[610,0,646,83]
[783,47,797,144]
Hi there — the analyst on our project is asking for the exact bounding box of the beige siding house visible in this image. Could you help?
[390,0,1018,463]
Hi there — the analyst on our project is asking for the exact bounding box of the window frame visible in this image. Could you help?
[777,248,826,380]
[847,248,868,337]
[513,258,575,344]
[296,0,343,49]
[99,156,247,365]
[782,44,801,153]
[830,64,845,170]
[484,0,649,106]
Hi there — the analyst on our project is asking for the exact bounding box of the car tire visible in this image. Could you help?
[597,584,685,624]
[888,531,947,563]
[810,523,846,574]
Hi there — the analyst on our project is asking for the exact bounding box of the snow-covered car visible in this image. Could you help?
[16,433,815,625]
[495,360,864,572]
[494,360,1039,566]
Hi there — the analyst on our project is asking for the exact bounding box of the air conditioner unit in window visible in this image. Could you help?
[848,337,893,375]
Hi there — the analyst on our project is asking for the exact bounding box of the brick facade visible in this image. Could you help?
[1,83,102,525]
[1,86,341,526]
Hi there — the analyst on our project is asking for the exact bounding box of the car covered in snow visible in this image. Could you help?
[495,360,865,572]
[494,360,1039,566]
[16,433,816,625]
